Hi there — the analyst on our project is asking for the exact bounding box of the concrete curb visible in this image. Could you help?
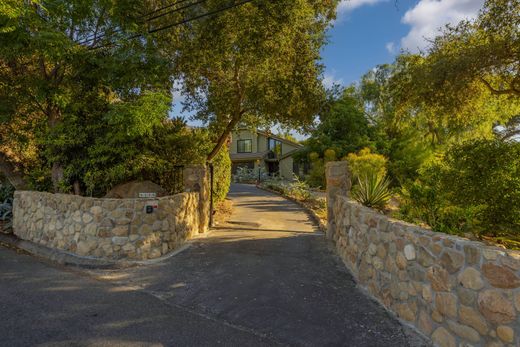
[0,233,193,269]
[256,184,328,233]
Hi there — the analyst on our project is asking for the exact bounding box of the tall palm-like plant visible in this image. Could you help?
[352,173,391,210]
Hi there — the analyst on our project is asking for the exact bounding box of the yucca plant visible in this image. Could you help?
[352,173,391,210]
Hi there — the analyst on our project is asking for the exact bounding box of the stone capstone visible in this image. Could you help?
[104,180,167,199]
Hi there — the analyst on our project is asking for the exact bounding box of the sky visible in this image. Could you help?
[323,0,485,87]
[179,0,486,132]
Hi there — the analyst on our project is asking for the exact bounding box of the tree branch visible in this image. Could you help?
[480,77,520,96]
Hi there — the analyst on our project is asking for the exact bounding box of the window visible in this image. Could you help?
[237,139,252,153]
[268,138,282,155]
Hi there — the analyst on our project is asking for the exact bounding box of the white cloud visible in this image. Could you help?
[385,41,396,54]
[322,73,344,89]
[400,0,484,52]
[338,0,387,13]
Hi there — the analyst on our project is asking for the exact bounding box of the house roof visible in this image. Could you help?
[256,130,304,148]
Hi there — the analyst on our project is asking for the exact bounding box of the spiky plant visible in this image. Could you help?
[352,173,391,210]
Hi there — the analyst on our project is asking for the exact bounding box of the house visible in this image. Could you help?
[230,128,304,180]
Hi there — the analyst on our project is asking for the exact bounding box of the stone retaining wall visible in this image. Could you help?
[13,191,201,260]
[326,162,520,347]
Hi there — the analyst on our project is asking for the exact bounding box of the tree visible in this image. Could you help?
[0,0,181,191]
[302,88,374,158]
[391,0,520,129]
[174,0,338,161]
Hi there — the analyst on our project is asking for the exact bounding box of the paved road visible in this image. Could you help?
[0,184,428,346]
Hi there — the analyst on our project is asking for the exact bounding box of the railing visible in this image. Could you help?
[158,165,184,195]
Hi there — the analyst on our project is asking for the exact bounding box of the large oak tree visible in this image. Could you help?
[172,0,338,161]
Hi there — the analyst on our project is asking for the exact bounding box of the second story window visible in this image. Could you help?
[268,138,282,155]
[237,139,252,153]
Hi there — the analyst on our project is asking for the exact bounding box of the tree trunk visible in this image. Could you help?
[51,162,64,193]
[207,113,242,162]
[73,180,82,195]
[48,107,65,193]
[0,153,28,190]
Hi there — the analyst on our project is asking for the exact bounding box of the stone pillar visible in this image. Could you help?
[325,161,351,240]
[183,165,210,234]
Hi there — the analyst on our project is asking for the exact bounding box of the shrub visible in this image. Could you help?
[286,175,312,201]
[352,173,391,210]
[0,180,13,231]
[441,139,520,236]
[306,152,325,188]
[345,147,387,180]
[399,139,520,238]
[0,180,14,202]
[234,166,257,183]
[212,145,231,204]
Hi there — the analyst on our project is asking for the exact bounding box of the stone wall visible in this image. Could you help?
[184,164,210,233]
[13,191,201,260]
[326,162,520,347]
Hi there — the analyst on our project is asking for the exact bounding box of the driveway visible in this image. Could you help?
[0,184,428,346]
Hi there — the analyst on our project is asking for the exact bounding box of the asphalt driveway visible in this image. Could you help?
[0,184,428,346]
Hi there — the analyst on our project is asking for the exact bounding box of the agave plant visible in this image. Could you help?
[352,173,391,210]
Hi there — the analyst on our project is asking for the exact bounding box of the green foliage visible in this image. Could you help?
[0,179,14,203]
[286,175,312,201]
[234,166,257,184]
[306,152,326,188]
[301,90,374,160]
[212,145,231,204]
[384,129,433,185]
[352,173,391,210]
[441,139,520,235]
[344,147,387,181]
[176,1,338,159]
[400,139,520,237]
[263,175,312,202]
[419,0,520,108]
[0,177,13,229]
[0,0,177,191]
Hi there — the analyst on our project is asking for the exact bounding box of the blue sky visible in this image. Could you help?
[323,0,485,87]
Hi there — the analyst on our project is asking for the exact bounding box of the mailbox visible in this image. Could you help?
[144,200,159,214]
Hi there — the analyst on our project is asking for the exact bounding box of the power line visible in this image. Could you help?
[89,0,255,51]
[141,0,194,19]
[79,0,208,46]
[146,0,208,22]
[148,0,254,34]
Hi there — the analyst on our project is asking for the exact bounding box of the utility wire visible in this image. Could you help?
[141,0,194,19]
[79,0,208,46]
[146,0,208,22]
[148,0,253,34]
[89,0,255,51]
